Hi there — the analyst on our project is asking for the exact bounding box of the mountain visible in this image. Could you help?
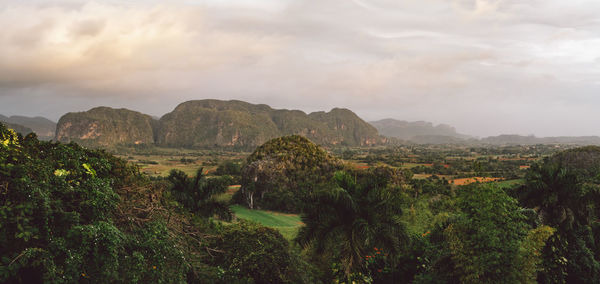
[55,107,157,147]
[370,119,469,141]
[308,108,382,146]
[54,100,382,148]
[156,100,281,147]
[156,100,382,148]
[0,115,56,139]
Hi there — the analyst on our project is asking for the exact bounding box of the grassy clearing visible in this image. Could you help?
[230,205,302,240]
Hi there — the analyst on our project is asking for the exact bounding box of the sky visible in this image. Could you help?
[1,0,600,137]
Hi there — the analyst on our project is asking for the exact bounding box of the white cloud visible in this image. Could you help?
[1,0,600,136]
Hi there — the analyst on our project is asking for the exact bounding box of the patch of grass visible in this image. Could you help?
[400,163,431,169]
[230,205,302,240]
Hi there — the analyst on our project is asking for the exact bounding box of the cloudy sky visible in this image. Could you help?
[1,0,599,137]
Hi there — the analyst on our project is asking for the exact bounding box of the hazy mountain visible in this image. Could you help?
[156,100,382,148]
[55,107,157,147]
[0,115,56,139]
[370,119,469,141]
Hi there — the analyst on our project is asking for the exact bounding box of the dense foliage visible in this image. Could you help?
[0,124,310,283]
[0,124,187,283]
[444,185,551,283]
[7,118,600,283]
[518,146,600,283]
[212,220,308,283]
[297,170,407,281]
[167,168,232,221]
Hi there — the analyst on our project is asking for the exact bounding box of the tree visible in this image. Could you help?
[296,170,407,281]
[239,135,341,212]
[167,168,232,221]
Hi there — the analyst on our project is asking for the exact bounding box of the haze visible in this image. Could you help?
[1,0,599,137]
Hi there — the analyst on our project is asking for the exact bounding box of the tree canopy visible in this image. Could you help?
[296,170,407,281]
[238,135,342,212]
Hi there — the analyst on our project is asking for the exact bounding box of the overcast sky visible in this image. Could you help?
[1,0,599,137]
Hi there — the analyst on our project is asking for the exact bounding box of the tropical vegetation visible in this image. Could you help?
[3,122,600,283]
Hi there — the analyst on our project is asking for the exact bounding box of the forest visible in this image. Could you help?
[2,123,600,283]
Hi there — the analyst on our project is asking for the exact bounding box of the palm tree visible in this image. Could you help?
[167,167,232,221]
[296,170,407,280]
[520,162,582,230]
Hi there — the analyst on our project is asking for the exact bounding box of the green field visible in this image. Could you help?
[230,205,302,240]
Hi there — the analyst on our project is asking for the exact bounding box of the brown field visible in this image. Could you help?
[450,177,503,185]
[354,164,370,169]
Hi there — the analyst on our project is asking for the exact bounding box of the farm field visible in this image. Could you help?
[115,147,248,177]
[122,154,208,177]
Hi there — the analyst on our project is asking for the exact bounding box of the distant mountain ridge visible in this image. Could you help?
[370,118,470,141]
[30,102,600,148]
[56,100,384,148]
[0,114,56,139]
